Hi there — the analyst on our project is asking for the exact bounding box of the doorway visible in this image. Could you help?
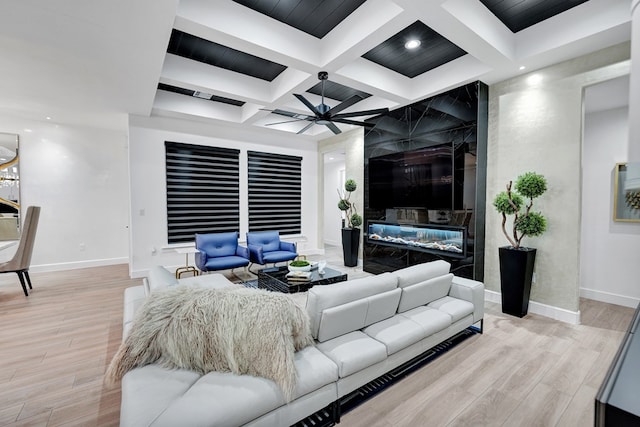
[323,151,345,247]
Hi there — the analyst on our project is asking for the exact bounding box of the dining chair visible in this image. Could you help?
[0,206,40,296]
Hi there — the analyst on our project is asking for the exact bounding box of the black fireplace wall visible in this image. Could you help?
[363,81,488,280]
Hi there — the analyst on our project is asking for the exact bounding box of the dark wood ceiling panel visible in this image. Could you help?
[362,21,467,79]
[307,80,371,103]
[479,0,590,33]
[158,83,246,106]
[167,29,286,81]
[232,0,367,39]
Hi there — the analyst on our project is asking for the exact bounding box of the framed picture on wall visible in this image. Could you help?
[613,162,640,222]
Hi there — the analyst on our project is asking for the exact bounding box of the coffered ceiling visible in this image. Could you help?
[0,0,632,137]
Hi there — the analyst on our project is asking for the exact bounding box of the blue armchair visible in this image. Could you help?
[195,232,250,276]
[246,231,297,269]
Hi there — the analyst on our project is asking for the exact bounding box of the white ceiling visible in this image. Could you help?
[0,0,632,138]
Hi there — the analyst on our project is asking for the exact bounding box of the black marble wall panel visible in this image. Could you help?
[363,81,488,279]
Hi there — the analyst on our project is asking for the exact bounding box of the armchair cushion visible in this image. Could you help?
[200,255,249,271]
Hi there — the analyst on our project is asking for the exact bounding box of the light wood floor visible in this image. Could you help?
[0,256,635,426]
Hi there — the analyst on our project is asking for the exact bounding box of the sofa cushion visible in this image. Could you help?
[306,273,398,340]
[397,273,453,313]
[120,365,204,427]
[132,369,285,427]
[362,315,425,355]
[315,288,401,342]
[394,260,451,288]
[428,296,475,323]
[364,288,402,326]
[316,331,387,378]
[291,347,339,398]
[317,298,368,342]
[399,306,452,337]
[178,273,236,289]
[147,265,179,294]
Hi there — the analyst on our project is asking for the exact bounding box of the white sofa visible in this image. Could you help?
[118,261,484,427]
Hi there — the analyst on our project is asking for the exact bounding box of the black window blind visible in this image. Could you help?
[247,151,302,234]
[165,141,240,244]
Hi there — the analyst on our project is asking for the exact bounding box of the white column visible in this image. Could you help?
[629,0,640,161]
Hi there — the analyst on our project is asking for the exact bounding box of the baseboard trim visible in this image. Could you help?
[580,287,640,309]
[485,289,581,325]
[31,257,129,273]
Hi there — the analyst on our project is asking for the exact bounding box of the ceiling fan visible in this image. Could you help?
[265,71,389,135]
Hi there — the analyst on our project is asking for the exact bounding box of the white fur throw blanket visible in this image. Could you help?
[105,286,314,401]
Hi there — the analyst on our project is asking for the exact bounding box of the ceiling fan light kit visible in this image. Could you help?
[266,71,389,135]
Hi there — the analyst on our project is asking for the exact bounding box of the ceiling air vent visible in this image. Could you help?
[193,91,213,100]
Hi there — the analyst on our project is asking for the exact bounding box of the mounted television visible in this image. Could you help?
[368,143,463,209]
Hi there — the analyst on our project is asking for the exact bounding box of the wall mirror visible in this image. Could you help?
[614,162,640,222]
[0,132,20,240]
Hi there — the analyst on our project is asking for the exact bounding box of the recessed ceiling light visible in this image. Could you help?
[404,39,421,50]
[46,116,51,120]
[519,66,526,70]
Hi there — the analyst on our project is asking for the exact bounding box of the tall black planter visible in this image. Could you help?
[342,228,360,267]
[499,246,536,318]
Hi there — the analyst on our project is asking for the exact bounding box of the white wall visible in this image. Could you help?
[323,157,344,246]
[0,116,130,270]
[128,116,319,277]
[629,0,640,160]
[485,43,631,321]
[581,105,640,307]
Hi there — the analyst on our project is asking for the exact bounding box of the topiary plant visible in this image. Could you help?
[338,179,362,228]
[493,172,547,249]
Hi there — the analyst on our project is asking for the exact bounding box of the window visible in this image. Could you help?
[165,141,240,244]
[247,151,301,234]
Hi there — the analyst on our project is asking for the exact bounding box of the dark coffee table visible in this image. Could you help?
[257,265,347,293]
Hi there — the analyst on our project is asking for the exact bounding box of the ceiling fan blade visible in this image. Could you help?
[270,109,314,120]
[327,95,364,116]
[332,118,377,127]
[265,118,306,126]
[294,94,321,115]
[326,122,342,134]
[297,122,316,134]
[332,107,389,119]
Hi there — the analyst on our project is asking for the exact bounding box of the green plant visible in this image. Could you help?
[289,260,310,267]
[338,178,362,228]
[493,172,547,249]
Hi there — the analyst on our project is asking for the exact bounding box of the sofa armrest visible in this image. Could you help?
[450,276,484,324]
[236,245,249,260]
[248,244,264,264]
[195,249,207,271]
[280,240,296,253]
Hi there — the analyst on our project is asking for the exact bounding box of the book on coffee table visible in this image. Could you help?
[286,271,312,282]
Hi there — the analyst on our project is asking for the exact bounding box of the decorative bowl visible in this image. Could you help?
[288,264,311,272]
